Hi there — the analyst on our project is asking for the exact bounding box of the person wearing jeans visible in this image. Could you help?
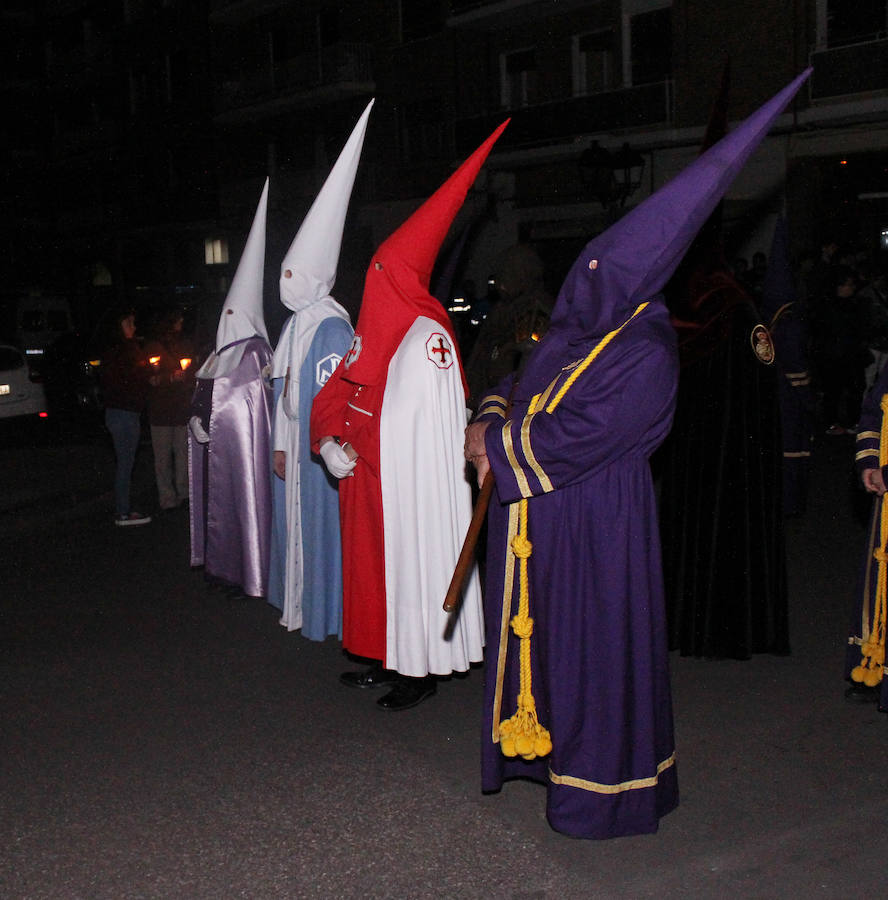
[104,407,143,520]
[144,308,195,510]
[101,310,151,526]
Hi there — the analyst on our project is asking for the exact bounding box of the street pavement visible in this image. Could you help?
[2,423,887,899]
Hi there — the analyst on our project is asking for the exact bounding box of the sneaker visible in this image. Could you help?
[115,512,152,527]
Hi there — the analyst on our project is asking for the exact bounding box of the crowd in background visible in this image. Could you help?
[98,228,888,524]
[733,236,888,439]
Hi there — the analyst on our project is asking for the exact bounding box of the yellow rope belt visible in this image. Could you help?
[851,393,888,688]
[498,301,649,761]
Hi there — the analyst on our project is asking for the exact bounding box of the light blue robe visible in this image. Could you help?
[269,316,352,640]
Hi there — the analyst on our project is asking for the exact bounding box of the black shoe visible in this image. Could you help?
[340,663,400,689]
[376,676,436,711]
[844,682,880,703]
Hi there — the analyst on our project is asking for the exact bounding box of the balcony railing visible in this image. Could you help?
[454,81,673,155]
[215,42,373,115]
[208,0,289,25]
[451,0,536,12]
[448,0,592,27]
[810,37,888,100]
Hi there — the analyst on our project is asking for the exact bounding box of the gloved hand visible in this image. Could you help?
[319,440,356,478]
[189,415,210,444]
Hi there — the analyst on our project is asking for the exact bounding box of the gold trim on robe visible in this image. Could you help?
[549,754,676,795]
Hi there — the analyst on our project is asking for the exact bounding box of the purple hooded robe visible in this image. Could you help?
[476,70,811,838]
[476,298,679,838]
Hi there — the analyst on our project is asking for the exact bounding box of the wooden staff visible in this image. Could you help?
[444,378,519,619]
[443,470,495,614]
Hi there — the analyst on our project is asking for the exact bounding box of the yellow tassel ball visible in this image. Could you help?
[534,736,553,757]
[515,734,534,756]
[864,669,882,688]
[500,737,518,757]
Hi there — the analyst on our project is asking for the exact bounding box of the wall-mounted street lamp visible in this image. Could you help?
[580,141,646,207]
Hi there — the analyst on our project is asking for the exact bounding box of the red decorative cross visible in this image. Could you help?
[431,337,450,364]
[426,332,454,369]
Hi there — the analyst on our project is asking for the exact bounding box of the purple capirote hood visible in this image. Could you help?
[526,68,811,379]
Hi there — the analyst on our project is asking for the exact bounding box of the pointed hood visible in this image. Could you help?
[761,216,796,320]
[344,119,509,386]
[213,177,269,352]
[279,99,374,314]
[522,69,810,387]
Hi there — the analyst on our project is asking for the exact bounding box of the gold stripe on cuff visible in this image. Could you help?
[478,396,508,418]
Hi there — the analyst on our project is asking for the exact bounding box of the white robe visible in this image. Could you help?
[379,316,484,676]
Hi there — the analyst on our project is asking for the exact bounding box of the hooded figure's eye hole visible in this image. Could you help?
[226,309,234,315]
[374,261,383,271]
[589,259,598,270]
[283,269,293,278]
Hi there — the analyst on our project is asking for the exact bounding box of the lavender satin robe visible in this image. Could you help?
[189,336,273,597]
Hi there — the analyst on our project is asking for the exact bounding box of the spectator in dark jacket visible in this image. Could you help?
[101,309,151,526]
[144,308,196,510]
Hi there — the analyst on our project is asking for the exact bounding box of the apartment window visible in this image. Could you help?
[401,99,446,163]
[271,26,291,64]
[629,7,671,85]
[204,239,229,266]
[129,62,164,115]
[123,0,147,24]
[500,48,538,109]
[166,49,190,104]
[826,0,888,47]
[573,30,615,95]
[401,0,443,43]
[318,9,339,46]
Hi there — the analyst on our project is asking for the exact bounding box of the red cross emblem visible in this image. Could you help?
[426,333,453,369]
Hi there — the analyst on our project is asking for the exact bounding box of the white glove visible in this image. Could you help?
[319,440,356,479]
[189,415,210,444]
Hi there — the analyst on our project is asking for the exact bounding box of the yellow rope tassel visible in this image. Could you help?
[852,394,888,688]
[545,302,649,413]
[498,498,553,761]
[497,301,651,762]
